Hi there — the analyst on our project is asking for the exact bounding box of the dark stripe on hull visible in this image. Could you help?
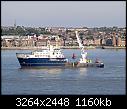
[17,58,67,67]
[20,63,65,68]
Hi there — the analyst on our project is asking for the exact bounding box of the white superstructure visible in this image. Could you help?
[16,44,66,59]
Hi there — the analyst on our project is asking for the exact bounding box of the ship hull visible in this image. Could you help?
[17,57,104,68]
[17,58,67,68]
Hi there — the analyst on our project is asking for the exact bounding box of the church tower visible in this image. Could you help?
[14,19,16,29]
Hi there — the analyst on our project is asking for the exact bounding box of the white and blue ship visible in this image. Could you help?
[16,41,68,68]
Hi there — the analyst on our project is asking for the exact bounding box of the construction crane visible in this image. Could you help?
[75,31,87,63]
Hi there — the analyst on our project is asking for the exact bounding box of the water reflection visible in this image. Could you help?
[19,67,88,76]
[18,67,62,78]
[45,68,62,75]
[78,68,87,76]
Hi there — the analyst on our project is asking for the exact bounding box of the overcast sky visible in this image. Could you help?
[1,1,126,27]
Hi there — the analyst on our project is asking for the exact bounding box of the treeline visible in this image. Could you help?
[1,26,51,36]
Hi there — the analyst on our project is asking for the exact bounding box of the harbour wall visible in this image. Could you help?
[1,46,126,50]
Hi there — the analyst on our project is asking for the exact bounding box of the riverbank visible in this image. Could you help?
[97,46,126,49]
[1,46,95,50]
[1,46,126,50]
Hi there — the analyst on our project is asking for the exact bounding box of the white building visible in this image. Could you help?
[1,35,20,39]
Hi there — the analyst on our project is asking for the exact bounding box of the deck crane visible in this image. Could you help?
[75,31,88,63]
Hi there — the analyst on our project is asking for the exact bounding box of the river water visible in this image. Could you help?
[1,49,126,95]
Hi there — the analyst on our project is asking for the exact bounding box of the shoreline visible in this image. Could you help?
[96,46,126,49]
[1,46,126,50]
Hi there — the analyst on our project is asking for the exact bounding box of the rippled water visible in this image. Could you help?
[1,49,126,95]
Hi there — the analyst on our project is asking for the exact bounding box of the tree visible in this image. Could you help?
[16,26,26,35]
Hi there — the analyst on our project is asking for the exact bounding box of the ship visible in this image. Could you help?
[16,40,68,68]
[16,31,104,68]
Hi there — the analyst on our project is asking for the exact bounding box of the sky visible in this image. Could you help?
[1,1,126,27]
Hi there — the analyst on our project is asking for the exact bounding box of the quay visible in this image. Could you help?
[100,46,126,49]
[1,46,125,50]
[1,46,95,50]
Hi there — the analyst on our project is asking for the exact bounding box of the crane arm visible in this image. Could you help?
[75,31,84,52]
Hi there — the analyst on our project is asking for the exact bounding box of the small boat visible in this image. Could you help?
[95,62,104,68]
[102,46,105,49]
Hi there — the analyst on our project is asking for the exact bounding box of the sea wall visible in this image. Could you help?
[1,46,125,50]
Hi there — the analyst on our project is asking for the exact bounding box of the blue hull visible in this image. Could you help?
[17,58,67,68]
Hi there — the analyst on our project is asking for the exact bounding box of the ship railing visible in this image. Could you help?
[16,53,30,58]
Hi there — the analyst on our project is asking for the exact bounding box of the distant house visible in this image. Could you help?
[1,35,20,39]
[83,39,94,46]
[93,38,101,46]
[121,39,126,46]
[67,27,88,32]
[36,39,47,46]
[117,37,126,46]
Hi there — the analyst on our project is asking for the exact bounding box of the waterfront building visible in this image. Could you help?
[93,38,101,46]
[36,39,47,46]
[121,39,126,46]
[100,38,106,45]
[112,36,116,46]
[1,35,20,39]
[83,39,94,46]
[117,37,122,46]
[106,38,113,46]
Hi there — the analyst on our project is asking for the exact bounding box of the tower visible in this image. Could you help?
[14,20,16,29]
